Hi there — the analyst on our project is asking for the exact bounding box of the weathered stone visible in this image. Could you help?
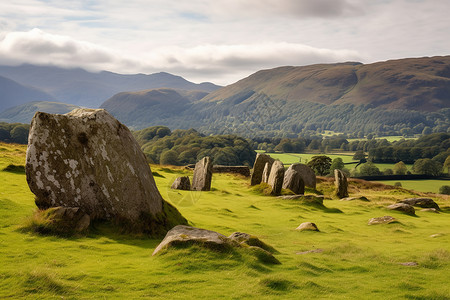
[171,176,191,190]
[191,157,213,191]
[334,169,349,198]
[278,195,324,205]
[38,206,90,233]
[26,109,186,233]
[267,160,285,196]
[399,198,440,210]
[261,162,270,183]
[289,163,316,189]
[386,203,416,215]
[153,226,280,264]
[341,196,369,202]
[212,165,250,177]
[250,153,274,185]
[228,232,278,254]
[368,215,397,225]
[296,222,319,232]
[152,225,229,255]
[282,166,305,194]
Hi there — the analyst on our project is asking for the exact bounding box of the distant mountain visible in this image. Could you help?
[101,88,208,129]
[101,56,450,137]
[0,75,54,111]
[0,64,220,108]
[0,101,79,124]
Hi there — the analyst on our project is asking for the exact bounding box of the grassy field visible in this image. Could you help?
[1,143,450,299]
[380,180,449,194]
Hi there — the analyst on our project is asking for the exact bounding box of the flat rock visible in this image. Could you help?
[386,203,416,215]
[153,225,280,264]
[340,196,369,202]
[420,208,439,213]
[368,216,397,225]
[296,222,319,232]
[267,160,285,196]
[26,109,186,233]
[171,176,191,190]
[289,163,316,189]
[251,153,274,185]
[399,198,440,210]
[191,157,213,191]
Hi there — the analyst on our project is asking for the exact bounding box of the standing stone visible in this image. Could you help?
[267,160,285,196]
[282,165,305,194]
[290,163,316,189]
[261,162,270,183]
[250,153,274,185]
[334,169,349,198]
[191,157,213,191]
[26,109,186,234]
[171,176,191,190]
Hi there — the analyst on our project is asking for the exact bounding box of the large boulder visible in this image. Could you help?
[399,198,440,210]
[191,157,213,191]
[289,163,316,189]
[334,169,349,198]
[282,165,305,194]
[171,176,191,190]
[26,109,186,234]
[267,160,285,196]
[250,153,274,185]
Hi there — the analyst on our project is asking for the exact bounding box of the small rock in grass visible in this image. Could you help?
[368,216,397,225]
[340,196,369,202]
[296,222,319,232]
[386,203,415,216]
[420,208,439,213]
[296,249,324,255]
[399,262,418,266]
[430,233,444,238]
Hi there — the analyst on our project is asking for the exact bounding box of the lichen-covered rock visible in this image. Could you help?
[26,109,186,234]
[296,222,319,232]
[282,165,305,194]
[250,153,274,186]
[289,163,316,189]
[334,169,349,198]
[387,203,416,215]
[191,157,213,191]
[368,216,397,225]
[153,226,280,264]
[171,176,191,190]
[399,198,440,210]
[267,160,285,196]
[340,196,369,202]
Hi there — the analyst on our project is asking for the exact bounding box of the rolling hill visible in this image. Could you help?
[100,56,450,136]
[0,75,55,112]
[0,101,80,124]
[0,64,220,108]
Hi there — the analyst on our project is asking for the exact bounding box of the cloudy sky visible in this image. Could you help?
[0,0,449,85]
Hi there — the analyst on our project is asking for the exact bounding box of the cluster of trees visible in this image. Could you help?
[368,133,449,164]
[0,122,29,144]
[133,126,256,166]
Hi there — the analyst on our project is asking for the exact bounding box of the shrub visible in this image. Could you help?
[439,185,450,195]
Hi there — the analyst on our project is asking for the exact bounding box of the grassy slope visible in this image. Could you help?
[1,143,449,299]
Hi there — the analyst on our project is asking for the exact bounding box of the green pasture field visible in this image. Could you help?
[380,180,449,194]
[1,143,449,299]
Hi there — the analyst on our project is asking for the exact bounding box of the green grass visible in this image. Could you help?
[1,143,450,299]
[380,180,449,194]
